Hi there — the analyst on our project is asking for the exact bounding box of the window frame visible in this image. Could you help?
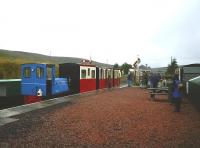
[36,67,44,79]
[23,67,31,78]
[91,70,95,78]
[81,69,87,79]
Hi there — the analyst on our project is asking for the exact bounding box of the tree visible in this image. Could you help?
[113,63,120,69]
[121,62,132,74]
[166,58,178,76]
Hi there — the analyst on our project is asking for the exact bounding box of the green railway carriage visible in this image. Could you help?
[0,79,21,96]
[0,79,23,109]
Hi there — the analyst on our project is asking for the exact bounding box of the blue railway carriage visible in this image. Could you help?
[21,63,69,103]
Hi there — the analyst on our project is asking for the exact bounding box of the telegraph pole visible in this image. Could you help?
[47,49,52,64]
[171,56,172,65]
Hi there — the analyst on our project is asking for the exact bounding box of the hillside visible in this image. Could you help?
[0,49,112,79]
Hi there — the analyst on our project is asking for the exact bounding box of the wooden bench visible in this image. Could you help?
[147,87,169,100]
[149,93,168,95]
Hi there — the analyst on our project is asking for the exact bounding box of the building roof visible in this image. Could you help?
[151,67,167,74]
[139,65,151,71]
[183,63,200,67]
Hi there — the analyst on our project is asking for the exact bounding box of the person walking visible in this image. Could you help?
[150,73,160,100]
[127,72,132,87]
[162,77,167,87]
[172,74,183,112]
[148,73,153,88]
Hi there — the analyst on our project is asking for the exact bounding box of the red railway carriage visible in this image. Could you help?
[106,68,114,88]
[113,69,121,87]
[80,64,96,92]
[98,67,107,89]
[59,62,96,94]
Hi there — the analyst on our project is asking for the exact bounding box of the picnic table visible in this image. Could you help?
[147,87,169,100]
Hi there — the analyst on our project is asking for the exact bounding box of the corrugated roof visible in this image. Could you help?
[189,76,200,85]
[183,63,200,67]
[183,67,200,73]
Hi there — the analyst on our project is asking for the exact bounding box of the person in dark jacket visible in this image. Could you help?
[172,74,183,112]
[150,73,160,99]
[148,73,153,88]
[127,72,132,87]
[152,74,159,88]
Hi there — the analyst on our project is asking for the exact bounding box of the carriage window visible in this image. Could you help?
[115,71,118,78]
[37,67,44,78]
[107,71,109,78]
[24,67,31,78]
[99,70,101,79]
[99,70,102,79]
[81,69,86,78]
[47,67,52,79]
[108,71,110,77]
[92,70,95,78]
[88,68,90,76]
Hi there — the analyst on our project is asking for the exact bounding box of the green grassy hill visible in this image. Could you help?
[0,49,112,79]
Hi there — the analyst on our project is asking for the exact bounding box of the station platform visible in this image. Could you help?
[0,84,127,126]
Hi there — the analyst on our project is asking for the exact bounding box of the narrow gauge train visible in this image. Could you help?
[20,61,121,104]
[0,61,121,108]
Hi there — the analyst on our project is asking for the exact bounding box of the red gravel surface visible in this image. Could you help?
[0,87,200,148]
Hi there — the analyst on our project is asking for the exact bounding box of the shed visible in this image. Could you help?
[0,79,23,109]
[181,63,200,82]
[187,76,200,110]
[0,79,21,97]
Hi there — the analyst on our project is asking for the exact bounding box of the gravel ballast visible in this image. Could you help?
[0,87,200,148]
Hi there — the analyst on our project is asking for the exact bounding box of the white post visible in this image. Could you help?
[186,81,189,95]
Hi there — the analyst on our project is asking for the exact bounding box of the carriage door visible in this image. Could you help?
[48,65,58,95]
[46,65,54,96]
[35,65,46,96]
[96,67,99,90]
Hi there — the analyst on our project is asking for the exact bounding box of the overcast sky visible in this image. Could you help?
[0,0,200,67]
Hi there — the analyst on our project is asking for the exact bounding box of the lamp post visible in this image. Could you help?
[133,55,141,85]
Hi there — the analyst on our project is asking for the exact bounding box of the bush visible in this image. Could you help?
[0,62,21,79]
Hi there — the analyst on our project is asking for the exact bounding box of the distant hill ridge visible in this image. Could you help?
[0,49,112,67]
[0,49,113,79]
